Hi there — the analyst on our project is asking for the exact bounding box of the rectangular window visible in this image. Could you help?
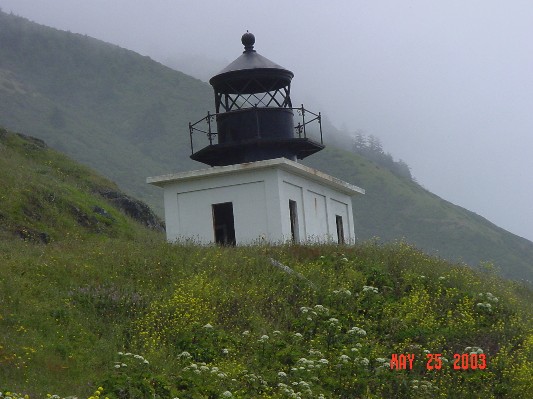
[212,202,236,246]
[289,199,300,243]
[336,215,345,244]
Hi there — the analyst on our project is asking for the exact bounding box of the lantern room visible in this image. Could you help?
[189,32,325,166]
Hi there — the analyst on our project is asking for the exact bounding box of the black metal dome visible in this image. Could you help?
[189,32,324,166]
[209,32,294,95]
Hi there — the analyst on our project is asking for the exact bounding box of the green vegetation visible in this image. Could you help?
[0,128,161,243]
[1,127,532,398]
[2,234,532,398]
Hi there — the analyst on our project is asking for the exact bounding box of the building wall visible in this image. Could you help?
[278,169,355,243]
[163,168,284,244]
[161,164,356,244]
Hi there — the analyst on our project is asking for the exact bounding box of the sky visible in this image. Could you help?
[1,0,532,241]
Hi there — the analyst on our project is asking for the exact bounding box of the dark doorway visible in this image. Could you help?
[212,202,236,246]
[289,200,300,243]
[335,215,345,244]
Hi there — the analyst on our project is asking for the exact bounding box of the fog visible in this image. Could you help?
[2,0,532,241]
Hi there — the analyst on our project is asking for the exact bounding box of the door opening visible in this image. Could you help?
[212,202,236,246]
[289,200,300,243]
[335,214,345,244]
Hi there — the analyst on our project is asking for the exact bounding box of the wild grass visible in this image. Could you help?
[1,129,531,397]
[1,238,531,398]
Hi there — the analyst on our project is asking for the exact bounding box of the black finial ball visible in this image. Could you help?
[242,31,255,52]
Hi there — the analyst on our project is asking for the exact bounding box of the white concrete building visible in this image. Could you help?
[147,158,364,245]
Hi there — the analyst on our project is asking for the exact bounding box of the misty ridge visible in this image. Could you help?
[346,131,413,181]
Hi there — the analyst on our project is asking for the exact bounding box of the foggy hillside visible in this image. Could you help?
[0,10,532,281]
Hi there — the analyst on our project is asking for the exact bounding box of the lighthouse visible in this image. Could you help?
[147,32,364,245]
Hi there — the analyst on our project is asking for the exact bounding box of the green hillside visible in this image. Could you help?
[0,127,163,242]
[0,10,212,209]
[0,10,532,281]
[0,126,532,398]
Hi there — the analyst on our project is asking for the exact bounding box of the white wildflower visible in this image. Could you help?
[362,285,379,294]
[486,292,499,303]
[309,348,322,356]
[359,357,370,366]
[348,326,367,336]
[476,302,492,311]
[339,354,350,362]
[178,351,192,359]
[314,304,329,314]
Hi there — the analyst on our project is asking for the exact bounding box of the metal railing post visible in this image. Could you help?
[207,111,213,145]
[189,122,194,155]
[318,112,323,144]
[301,104,306,138]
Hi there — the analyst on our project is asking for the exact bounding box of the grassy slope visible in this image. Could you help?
[0,10,532,281]
[0,127,163,242]
[0,127,162,391]
[0,126,532,398]
[0,130,533,399]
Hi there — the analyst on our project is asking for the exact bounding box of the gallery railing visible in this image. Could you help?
[189,105,323,155]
